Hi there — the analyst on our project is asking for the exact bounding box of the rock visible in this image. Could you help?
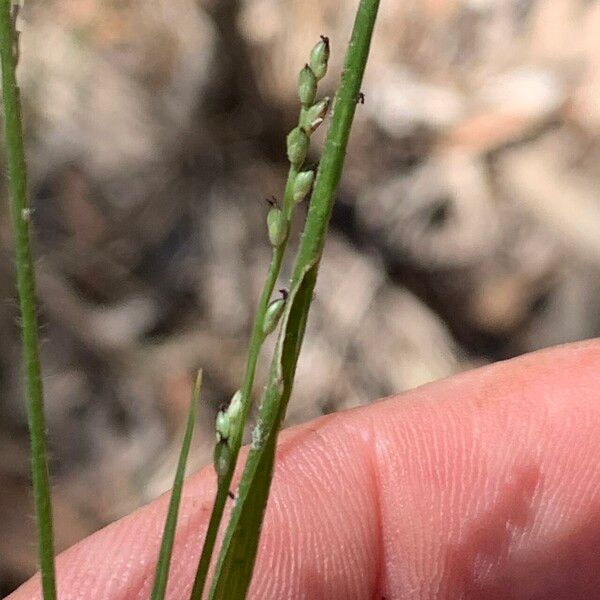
[357,152,500,269]
[366,66,465,137]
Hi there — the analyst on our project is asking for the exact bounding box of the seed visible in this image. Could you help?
[298,64,317,107]
[267,207,287,247]
[286,126,309,167]
[309,35,330,81]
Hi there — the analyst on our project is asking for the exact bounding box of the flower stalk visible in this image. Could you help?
[207,1,380,598]
[190,34,333,600]
[0,2,57,598]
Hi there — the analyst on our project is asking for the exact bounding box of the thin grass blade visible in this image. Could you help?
[207,262,316,599]
[151,370,203,600]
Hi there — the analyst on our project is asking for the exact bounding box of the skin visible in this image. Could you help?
[9,339,600,599]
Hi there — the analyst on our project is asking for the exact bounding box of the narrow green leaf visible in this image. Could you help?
[151,370,203,600]
[207,261,317,600]
[189,244,288,600]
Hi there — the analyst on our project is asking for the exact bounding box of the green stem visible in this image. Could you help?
[190,164,297,599]
[282,165,299,219]
[190,245,283,598]
[0,2,57,598]
[208,1,380,598]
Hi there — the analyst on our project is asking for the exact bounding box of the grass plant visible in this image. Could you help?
[0,0,380,597]
[202,1,380,597]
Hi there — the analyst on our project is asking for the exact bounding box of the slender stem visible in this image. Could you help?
[189,482,229,598]
[190,164,296,599]
[190,246,283,598]
[0,2,57,598]
[208,2,380,598]
[282,165,299,218]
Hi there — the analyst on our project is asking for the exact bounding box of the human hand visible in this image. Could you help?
[10,340,600,599]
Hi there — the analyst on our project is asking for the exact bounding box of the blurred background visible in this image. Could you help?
[1,0,600,593]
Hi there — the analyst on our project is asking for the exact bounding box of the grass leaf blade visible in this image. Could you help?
[151,370,203,600]
[208,263,317,599]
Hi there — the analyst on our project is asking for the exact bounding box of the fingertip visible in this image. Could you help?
[362,338,600,598]
[9,340,600,599]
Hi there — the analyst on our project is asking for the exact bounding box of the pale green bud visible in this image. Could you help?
[226,390,242,428]
[213,440,231,481]
[292,170,315,204]
[298,64,317,107]
[286,126,309,167]
[215,390,243,444]
[215,409,230,443]
[309,35,330,81]
[267,207,287,247]
[301,97,330,133]
[262,294,286,335]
